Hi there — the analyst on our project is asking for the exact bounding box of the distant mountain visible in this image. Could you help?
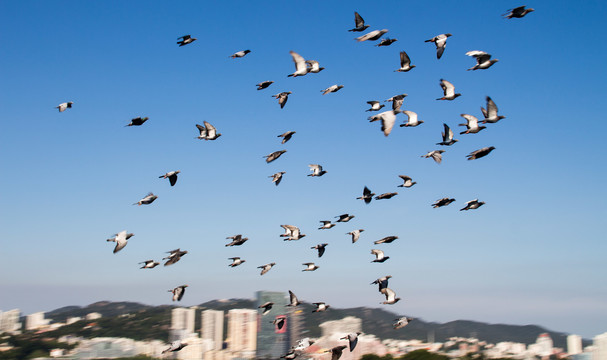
[47,301,152,322]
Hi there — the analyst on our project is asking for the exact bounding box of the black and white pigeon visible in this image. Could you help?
[432,198,456,208]
[356,29,388,42]
[357,186,375,204]
[163,249,188,266]
[257,81,274,90]
[425,33,452,59]
[264,150,287,163]
[280,225,306,241]
[459,114,486,134]
[437,79,461,100]
[196,121,222,140]
[302,263,319,271]
[56,102,74,112]
[287,290,301,306]
[374,236,398,244]
[369,110,400,136]
[230,49,251,58]
[273,92,292,108]
[126,117,148,126]
[139,260,159,269]
[318,221,335,230]
[177,35,196,46]
[398,175,416,188]
[225,234,249,247]
[325,345,347,360]
[466,51,499,70]
[421,150,445,164]
[312,302,330,312]
[335,214,355,222]
[308,164,327,177]
[393,317,414,329]
[277,131,296,144]
[321,85,344,95]
[159,171,180,186]
[371,275,392,292]
[258,302,274,315]
[106,231,134,254]
[460,199,485,211]
[381,288,401,304]
[348,12,370,32]
[480,96,506,124]
[340,332,362,352]
[133,192,157,206]
[228,257,246,267]
[258,262,276,276]
[395,51,415,72]
[376,38,398,47]
[311,243,328,257]
[503,6,534,19]
[467,146,495,160]
[169,285,188,301]
[347,229,364,243]
[306,60,325,73]
[272,316,287,330]
[371,249,390,263]
[162,340,187,354]
[375,192,398,200]
[399,110,423,127]
[366,101,385,112]
[288,51,308,77]
[385,94,407,111]
[437,123,458,145]
[269,172,286,186]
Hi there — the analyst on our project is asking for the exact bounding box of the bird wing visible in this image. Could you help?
[178,35,191,40]
[306,60,320,72]
[168,174,178,186]
[402,110,416,124]
[384,288,396,301]
[203,121,217,138]
[440,79,455,97]
[354,12,365,28]
[363,186,372,197]
[290,51,307,73]
[371,249,384,259]
[318,246,326,257]
[461,114,479,128]
[380,111,397,136]
[356,30,379,42]
[289,290,299,305]
[400,51,411,67]
[196,124,207,137]
[466,50,491,64]
[486,96,498,117]
[399,175,412,181]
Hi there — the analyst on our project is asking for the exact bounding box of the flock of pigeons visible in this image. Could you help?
[54,5,536,357]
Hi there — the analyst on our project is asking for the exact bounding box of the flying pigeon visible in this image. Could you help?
[287,290,301,306]
[348,12,369,32]
[325,345,347,360]
[306,60,325,73]
[357,186,375,204]
[376,38,398,47]
[318,221,335,230]
[347,229,364,243]
[106,230,134,254]
[302,263,319,271]
[467,146,495,160]
[257,81,274,90]
[371,249,390,263]
[230,50,251,58]
[258,302,274,315]
[56,102,73,112]
[225,234,249,247]
[321,85,344,95]
[139,260,159,269]
[375,192,398,200]
[162,340,187,354]
[277,131,296,144]
[371,275,392,292]
[288,51,308,77]
[272,316,287,330]
[311,243,328,257]
[460,199,485,211]
[335,214,355,222]
[196,121,221,140]
[177,35,196,46]
[133,192,157,205]
[436,123,458,145]
[421,150,445,164]
[126,117,148,126]
[425,33,452,59]
[163,249,188,266]
[356,29,388,42]
[374,236,398,244]
[340,332,361,352]
[385,94,407,111]
[398,175,416,188]
[437,79,461,100]
[280,225,305,241]
[381,288,401,304]
[369,110,400,136]
[312,302,330,312]
[228,257,246,267]
[459,114,486,134]
[169,285,188,301]
[264,150,287,163]
[393,317,414,329]
[258,262,276,275]
[432,198,456,208]
[366,101,385,112]
[395,51,415,72]
[399,110,423,127]
[466,51,499,70]
[480,96,506,124]
[503,6,534,18]
[308,164,327,177]
[273,92,292,108]
[269,172,286,186]
[292,338,315,351]
[281,350,299,360]
[159,171,180,186]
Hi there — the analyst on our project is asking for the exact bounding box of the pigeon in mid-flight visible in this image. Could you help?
[273,92,292,108]
[376,38,398,47]
[459,114,486,134]
[258,302,274,315]
[340,332,362,352]
[480,96,506,124]
[225,234,249,247]
[366,101,385,112]
[369,110,400,136]
[335,214,355,222]
[308,164,327,177]
[287,290,301,306]
[394,317,414,329]
[325,346,347,360]
[357,186,375,204]
[385,94,407,111]
[163,249,188,266]
[437,79,461,100]
[139,260,159,269]
[133,193,157,205]
[288,51,308,77]
[177,35,196,46]
[312,302,330,312]
[277,131,296,144]
[432,198,456,208]
[425,33,452,59]
[169,285,188,301]
[347,229,364,243]
[467,146,495,160]
[162,340,187,354]
[460,199,485,211]
[398,175,416,188]
[280,225,305,241]
[399,110,423,127]
[306,60,325,73]
[395,51,415,72]
[375,192,398,200]
[321,85,344,95]
[348,12,370,32]
[228,257,246,267]
[264,150,287,163]
[318,221,335,230]
[258,262,276,276]
[302,263,319,271]
[436,124,458,146]
[374,236,398,244]
[466,51,499,70]
[196,121,221,140]
[230,50,251,58]
[503,6,534,19]
[381,288,401,304]
[159,171,180,186]
[269,172,286,186]
[257,81,274,90]
[356,29,388,42]
[126,117,148,126]
[106,230,134,254]
[371,275,392,292]
[421,150,445,164]
[371,249,390,263]
[311,243,328,257]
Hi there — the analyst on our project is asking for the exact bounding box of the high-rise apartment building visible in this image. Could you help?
[171,307,196,341]
[256,291,290,359]
[25,312,48,330]
[594,332,607,360]
[226,309,256,357]
[536,333,554,357]
[568,334,583,355]
[0,309,22,334]
[201,310,224,351]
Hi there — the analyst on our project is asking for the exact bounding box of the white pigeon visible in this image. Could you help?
[399,110,423,127]
[106,230,133,254]
[196,121,222,140]
[381,287,401,304]
[280,225,305,241]
[480,96,506,124]
[288,51,309,77]
[228,257,246,267]
[312,302,330,312]
[302,262,319,271]
[169,285,188,301]
[340,332,361,352]
[368,110,400,136]
[395,51,415,72]
[318,220,335,229]
[371,249,389,263]
[425,33,452,59]
[460,199,485,211]
[366,101,385,112]
[421,150,445,164]
[356,29,388,42]
[385,94,407,111]
[133,192,158,205]
[56,102,73,112]
[269,172,286,186]
[398,175,416,188]
[437,79,461,100]
[306,60,325,73]
[347,229,364,243]
[139,260,159,269]
[308,164,327,177]
[466,50,499,70]
[459,114,486,134]
[162,340,187,354]
[393,317,414,329]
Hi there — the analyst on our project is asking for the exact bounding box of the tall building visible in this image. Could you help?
[568,334,583,355]
[594,332,607,360]
[256,291,290,359]
[0,309,22,334]
[171,307,196,341]
[536,333,554,357]
[226,309,256,358]
[201,310,224,351]
[25,312,48,330]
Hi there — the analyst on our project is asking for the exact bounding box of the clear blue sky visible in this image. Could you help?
[1,0,606,339]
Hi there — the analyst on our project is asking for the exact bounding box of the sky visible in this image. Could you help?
[1,0,606,340]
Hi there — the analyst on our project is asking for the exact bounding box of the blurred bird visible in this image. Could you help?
[356,29,388,42]
[125,116,148,126]
[395,51,415,72]
[357,186,375,204]
[398,175,416,188]
[308,164,327,177]
[259,302,274,315]
[139,260,159,269]
[228,257,246,267]
[169,285,188,301]
[340,332,362,352]
[371,249,390,263]
[277,131,296,144]
[312,302,330,312]
[366,101,385,112]
[460,199,485,211]
[466,51,499,70]
[325,345,347,360]
[133,192,157,205]
[374,236,398,244]
[306,60,325,73]
[375,192,398,200]
[196,121,221,140]
[385,94,407,111]
[264,150,287,163]
[162,340,187,354]
[480,96,506,124]
[459,114,486,134]
[369,109,400,136]
[272,316,287,330]
[159,171,180,186]
[399,110,424,127]
[371,275,392,292]
[348,12,370,32]
[288,51,308,77]
[311,243,328,257]
[467,146,495,160]
[335,214,355,222]
[421,150,445,164]
[230,49,251,58]
[287,290,301,306]
[292,338,315,351]
[258,262,276,276]
[347,229,364,243]
[257,81,274,90]
[302,263,319,271]
[56,102,73,112]
[432,198,456,208]
[394,317,414,329]
[503,6,534,18]
[381,288,401,304]
[273,92,292,108]
[437,79,461,100]
[321,85,344,95]
[436,123,458,146]
[280,225,305,241]
[376,38,398,47]
[318,221,335,230]
[281,350,299,360]
[177,35,196,46]
[106,230,134,254]
[269,172,286,186]
[425,33,452,59]
[225,235,249,247]
[163,249,187,266]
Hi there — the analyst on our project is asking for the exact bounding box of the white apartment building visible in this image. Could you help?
[201,310,224,351]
